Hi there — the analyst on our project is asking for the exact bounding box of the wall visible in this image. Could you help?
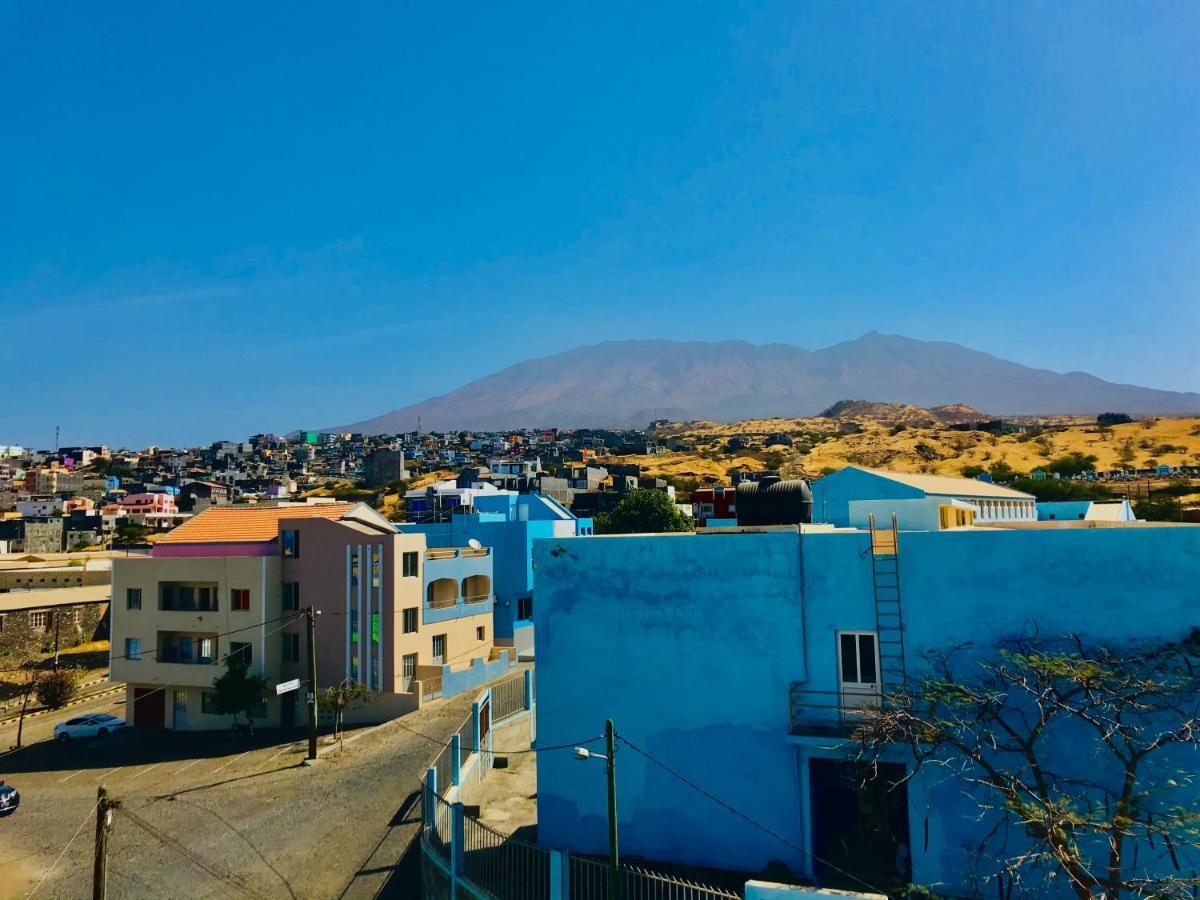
[112,554,284,726]
[532,525,1200,894]
[0,600,108,662]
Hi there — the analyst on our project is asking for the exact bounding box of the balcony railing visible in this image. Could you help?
[428,595,457,610]
[158,649,218,665]
[788,685,883,735]
[463,592,489,604]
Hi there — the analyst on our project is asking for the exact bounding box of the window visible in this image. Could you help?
[402,551,419,577]
[432,634,446,664]
[126,588,142,610]
[371,552,381,588]
[371,611,380,643]
[197,586,217,611]
[125,637,141,660]
[517,596,533,621]
[402,652,417,690]
[281,632,300,663]
[231,589,250,611]
[282,529,300,558]
[350,549,359,587]
[476,626,486,641]
[201,691,220,715]
[402,607,418,634]
[198,637,215,663]
[229,641,252,666]
[838,633,878,686]
[281,582,300,611]
[29,610,50,631]
[350,610,359,644]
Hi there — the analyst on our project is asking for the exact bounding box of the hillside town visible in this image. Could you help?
[2,409,1200,899]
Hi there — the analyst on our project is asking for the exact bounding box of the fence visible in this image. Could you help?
[425,795,742,900]
[491,672,526,723]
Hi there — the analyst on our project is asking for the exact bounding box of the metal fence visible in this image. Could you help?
[432,739,455,795]
[427,791,454,861]
[462,813,553,900]
[491,673,526,723]
[569,856,741,900]
[457,716,476,765]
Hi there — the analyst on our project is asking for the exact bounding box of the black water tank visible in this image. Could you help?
[735,477,813,526]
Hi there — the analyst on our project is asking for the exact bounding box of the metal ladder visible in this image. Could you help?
[868,512,907,694]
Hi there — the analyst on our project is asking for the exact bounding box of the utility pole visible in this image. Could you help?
[306,606,318,762]
[92,786,118,900]
[606,718,620,900]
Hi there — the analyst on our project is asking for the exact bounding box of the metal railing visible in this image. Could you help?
[788,685,882,733]
[463,592,491,604]
[432,738,455,795]
[491,675,526,724]
[463,814,552,900]
[427,792,454,861]
[570,848,742,899]
[457,716,475,766]
[427,595,457,609]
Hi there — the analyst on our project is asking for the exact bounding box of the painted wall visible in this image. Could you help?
[532,525,1200,894]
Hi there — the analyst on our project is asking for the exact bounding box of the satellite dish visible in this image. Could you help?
[468,538,482,550]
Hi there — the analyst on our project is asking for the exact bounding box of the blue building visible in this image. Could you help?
[1038,498,1136,522]
[401,492,593,656]
[532,517,1200,895]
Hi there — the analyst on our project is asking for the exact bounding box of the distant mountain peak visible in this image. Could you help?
[328,335,1200,433]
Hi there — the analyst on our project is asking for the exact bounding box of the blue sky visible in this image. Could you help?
[2,2,1197,447]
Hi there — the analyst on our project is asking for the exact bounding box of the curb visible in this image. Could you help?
[0,684,124,726]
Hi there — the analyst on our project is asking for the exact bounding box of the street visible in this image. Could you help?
[0,690,478,899]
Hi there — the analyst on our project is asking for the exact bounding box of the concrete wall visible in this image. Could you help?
[532,525,1200,895]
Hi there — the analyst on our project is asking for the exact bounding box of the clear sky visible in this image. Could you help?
[2,2,1197,448]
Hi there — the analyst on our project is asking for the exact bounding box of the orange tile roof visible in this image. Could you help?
[156,502,356,544]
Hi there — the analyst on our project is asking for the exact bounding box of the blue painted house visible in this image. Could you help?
[532,520,1200,895]
[401,492,593,656]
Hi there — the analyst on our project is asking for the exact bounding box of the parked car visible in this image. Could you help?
[54,713,127,741]
[0,781,18,816]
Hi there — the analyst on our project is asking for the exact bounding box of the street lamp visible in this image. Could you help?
[574,719,620,900]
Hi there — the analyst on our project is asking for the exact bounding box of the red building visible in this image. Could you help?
[690,486,736,525]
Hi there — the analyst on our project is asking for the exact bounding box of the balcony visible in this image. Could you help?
[156,632,219,666]
[159,582,220,612]
[788,685,882,736]
[423,549,494,624]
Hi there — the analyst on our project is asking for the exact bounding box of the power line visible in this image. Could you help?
[25,798,100,898]
[389,715,601,756]
[107,612,306,663]
[618,736,893,898]
[117,806,269,900]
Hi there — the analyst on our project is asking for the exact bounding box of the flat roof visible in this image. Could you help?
[0,584,110,612]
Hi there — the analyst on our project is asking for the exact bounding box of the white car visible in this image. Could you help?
[54,713,127,741]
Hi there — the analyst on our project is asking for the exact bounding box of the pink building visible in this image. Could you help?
[120,493,179,516]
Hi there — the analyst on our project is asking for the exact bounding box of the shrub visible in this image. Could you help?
[35,670,79,710]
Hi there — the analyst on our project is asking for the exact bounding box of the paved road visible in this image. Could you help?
[0,690,478,899]
[0,688,126,751]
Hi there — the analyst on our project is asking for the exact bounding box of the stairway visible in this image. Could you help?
[868,513,907,695]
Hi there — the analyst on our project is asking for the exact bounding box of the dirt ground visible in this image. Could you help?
[0,688,483,899]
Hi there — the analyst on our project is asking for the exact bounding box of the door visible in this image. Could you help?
[401,653,417,692]
[809,758,911,888]
[837,632,880,718]
[172,690,188,730]
[134,687,165,729]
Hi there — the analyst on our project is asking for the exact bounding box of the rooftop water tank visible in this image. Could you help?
[735,476,813,526]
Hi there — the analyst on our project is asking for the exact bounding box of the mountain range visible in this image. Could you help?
[333,332,1200,433]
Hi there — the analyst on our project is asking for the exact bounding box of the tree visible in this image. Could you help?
[1009,477,1113,502]
[35,669,78,710]
[210,657,269,730]
[960,464,986,478]
[1117,439,1138,470]
[1096,413,1133,426]
[987,461,1020,483]
[1134,492,1183,522]
[1047,452,1099,478]
[318,679,375,747]
[852,631,1200,899]
[595,489,693,535]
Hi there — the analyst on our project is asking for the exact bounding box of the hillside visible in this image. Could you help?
[332,333,1200,434]
[609,415,1200,487]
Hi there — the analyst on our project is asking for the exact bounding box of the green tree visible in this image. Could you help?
[1009,477,1113,502]
[1117,438,1138,469]
[595,489,693,535]
[1134,492,1183,522]
[986,461,1020,482]
[853,630,1200,899]
[35,669,78,709]
[210,657,269,729]
[1047,452,1099,478]
[960,464,986,478]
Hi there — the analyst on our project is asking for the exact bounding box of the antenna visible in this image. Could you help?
[55,425,60,453]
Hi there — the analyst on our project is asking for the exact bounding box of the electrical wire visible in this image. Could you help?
[117,806,270,900]
[618,735,894,898]
[106,611,306,663]
[388,715,601,756]
[25,798,100,899]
